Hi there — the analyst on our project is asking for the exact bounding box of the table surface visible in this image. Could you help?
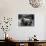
[10,40,46,43]
[1,39,46,43]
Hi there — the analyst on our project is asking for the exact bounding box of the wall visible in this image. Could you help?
[44,15,46,40]
[0,0,46,40]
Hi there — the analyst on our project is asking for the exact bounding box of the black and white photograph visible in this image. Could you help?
[18,14,34,26]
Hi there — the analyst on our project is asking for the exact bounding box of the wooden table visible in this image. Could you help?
[13,40,46,46]
[5,39,46,46]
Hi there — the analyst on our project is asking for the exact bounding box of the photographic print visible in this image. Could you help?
[18,14,34,26]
